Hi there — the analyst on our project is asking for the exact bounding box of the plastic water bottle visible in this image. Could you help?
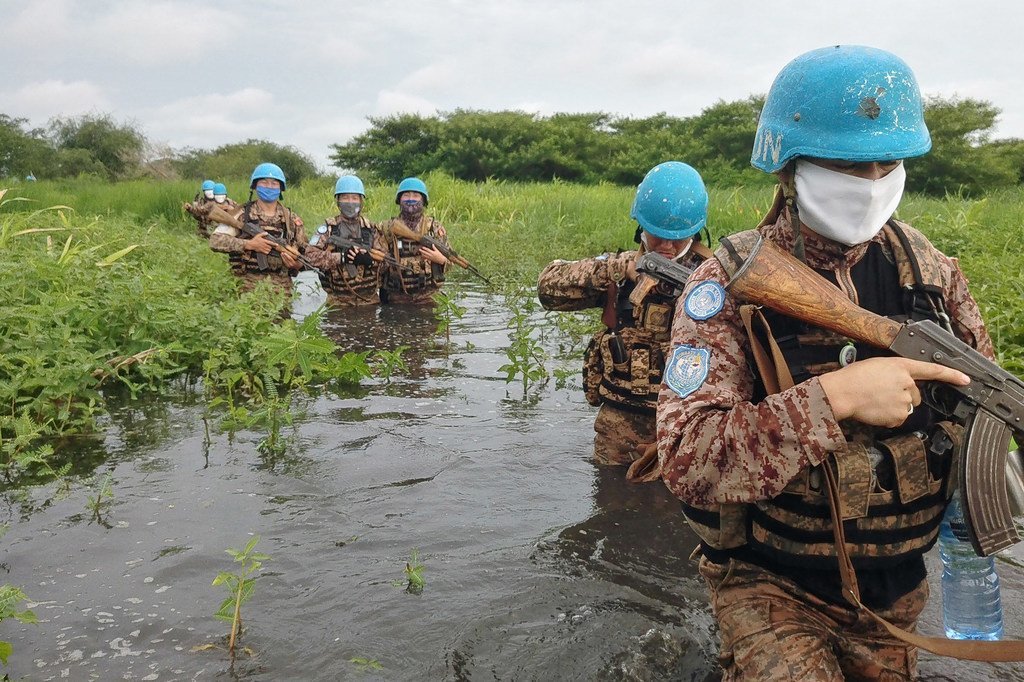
[938,492,1004,640]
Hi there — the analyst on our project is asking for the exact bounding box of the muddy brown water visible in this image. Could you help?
[2,278,1023,681]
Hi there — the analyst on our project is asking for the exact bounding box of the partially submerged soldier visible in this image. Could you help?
[305,175,386,306]
[183,179,217,237]
[657,46,992,680]
[208,162,308,292]
[538,162,711,474]
[378,177,450,304]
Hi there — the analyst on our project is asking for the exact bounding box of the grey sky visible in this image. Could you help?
[5,0,1022,171]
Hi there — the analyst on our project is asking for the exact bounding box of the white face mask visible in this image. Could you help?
[214,194,226,203]
[203,189,215,199]
[794,160,906,247]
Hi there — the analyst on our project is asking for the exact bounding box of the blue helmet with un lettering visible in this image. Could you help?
[630,161,708,240]
[751,45,931,173]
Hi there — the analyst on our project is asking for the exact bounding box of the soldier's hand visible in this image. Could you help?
[819,357,970,428]
[244,233,274,255]
[280,249,300,270]
[419,245,448,266]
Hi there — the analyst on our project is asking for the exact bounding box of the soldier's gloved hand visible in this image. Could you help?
[353,251,374,267]
[343,246,363,263]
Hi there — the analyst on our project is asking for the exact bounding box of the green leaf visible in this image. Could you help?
[0,639,12,665]
[95,244,140,267]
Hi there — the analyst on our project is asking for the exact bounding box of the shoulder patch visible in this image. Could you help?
[664,345,710,399]
[684,281,726,320]
[309,234,321,246]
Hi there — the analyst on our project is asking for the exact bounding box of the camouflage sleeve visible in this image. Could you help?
[209,230,247,254]
[944,257,995,360]
[303,243,340,271]
[537,251,635,311]
[291,212,308,248]
[656,257,847,506]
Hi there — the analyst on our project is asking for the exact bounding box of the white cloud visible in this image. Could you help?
[5,80,112,121]
[374,90,438,116]
[7,0,74,47]
[141,88,279,146]
[395,59,460,95]
[90,1,232,65]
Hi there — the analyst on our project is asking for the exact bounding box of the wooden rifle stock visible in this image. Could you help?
[206,205,323,276]
[725,236,903,348]
[390,223,491,284]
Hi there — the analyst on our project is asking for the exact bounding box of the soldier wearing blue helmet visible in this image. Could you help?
[538,161,711,474]
[658,46,995,680]
[209,162,309,291]
[183,179,219,237]
[378,177,454,304]
[304,175,387,305]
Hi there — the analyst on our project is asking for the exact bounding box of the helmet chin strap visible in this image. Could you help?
[780,163,806,263]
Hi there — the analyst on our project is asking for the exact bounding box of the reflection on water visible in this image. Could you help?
[2,285,1023,681]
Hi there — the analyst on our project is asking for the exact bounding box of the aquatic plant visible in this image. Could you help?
[432,288,466,349]
[499,286,549,395]
[370,346,408,383]
[350,657,384,672]
[85,472,114,525]
[397,549,425,594]
[0,584,37,666]
[212,535,269,657]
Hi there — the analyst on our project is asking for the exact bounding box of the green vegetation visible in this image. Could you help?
[432,288,466,349]
[331,97,1023,194]
[499,286,549,395]
[85,472,114,525]
[212,536,269,657]
[399,549,426,594]
[350,657,384,672]
[174,139,319,186]
[0,584,37,667]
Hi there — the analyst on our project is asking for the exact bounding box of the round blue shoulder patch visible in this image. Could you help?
[317,224,329,234]
[684,281,726,320]
[664,345,711,399]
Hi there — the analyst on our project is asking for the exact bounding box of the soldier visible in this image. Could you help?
[208,162,308,292]
[212,182,237,210]
[378,177,450,304]
[538,161,711,472]
[657,46,993,680]
[304,175,386,305]
[183,179,217,237]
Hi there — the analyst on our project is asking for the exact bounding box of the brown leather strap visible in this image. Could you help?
[602,280,618,329]
[739,305,795,393]
[823,457,1024,661]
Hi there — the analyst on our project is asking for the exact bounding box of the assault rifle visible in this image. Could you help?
[325,234,401,269]
[635,252,697,289]
[390,222,491,284]
[721,234,1024,557]
[207,205,324,277]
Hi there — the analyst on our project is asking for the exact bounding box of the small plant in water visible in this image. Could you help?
[394,549,426,594]
[433,289,466,348]
[212,535,269,657]
[370,346,408,383]
[85,472,114,525]
[499,286,549,395]
[350,657,384,672]
[0,584,37,667]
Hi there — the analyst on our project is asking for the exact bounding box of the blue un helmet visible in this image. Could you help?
[201,179,215,192]
[250,162,287,190]
[395,177,429,206]
[751,45,931,173]
[334,175,366,197]
[630,162,708,240]
[213,182,227,195]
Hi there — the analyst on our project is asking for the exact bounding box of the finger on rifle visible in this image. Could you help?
[901,358,971,385]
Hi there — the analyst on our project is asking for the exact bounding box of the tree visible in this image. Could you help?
[905,97,1017,196]
[330,114,443,182]
[175,139,319,188]
[0,115,57,179]
[49,113,146,179]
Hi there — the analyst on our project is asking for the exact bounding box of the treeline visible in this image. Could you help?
[3,95,1024,196]
[0,113,319,186]
[332,97,1024,196]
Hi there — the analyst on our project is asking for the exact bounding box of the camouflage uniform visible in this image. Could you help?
[539,246,706,466]
[304,214,385,306]
[378,214,449,305]
[656,207,993,680]
[184,194,217,238]
[209,200,307,292]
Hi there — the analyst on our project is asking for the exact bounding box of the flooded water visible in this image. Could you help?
[3,280,1024,681]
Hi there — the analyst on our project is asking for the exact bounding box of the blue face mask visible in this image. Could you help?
[256,186,281,202]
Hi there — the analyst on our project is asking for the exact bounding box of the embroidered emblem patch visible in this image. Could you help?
[684,281,726,320]
[665,345,710,399]
[317,224,329,234]
[309,235,321,246]
[839,342,857,367]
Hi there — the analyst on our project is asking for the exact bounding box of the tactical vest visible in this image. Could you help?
[382,216,445,294]
[230,202,298,274]
[314,215,378,299]
[584,248,707,414]
[682,223,961,569]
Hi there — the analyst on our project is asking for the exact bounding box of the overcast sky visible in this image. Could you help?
[5,0,1023,172]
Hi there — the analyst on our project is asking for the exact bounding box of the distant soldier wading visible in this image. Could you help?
[538,161,711,474]
[378,177,450,304]
[183,179,217,238]
[209,162,307,292]
[305,175,386,306]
